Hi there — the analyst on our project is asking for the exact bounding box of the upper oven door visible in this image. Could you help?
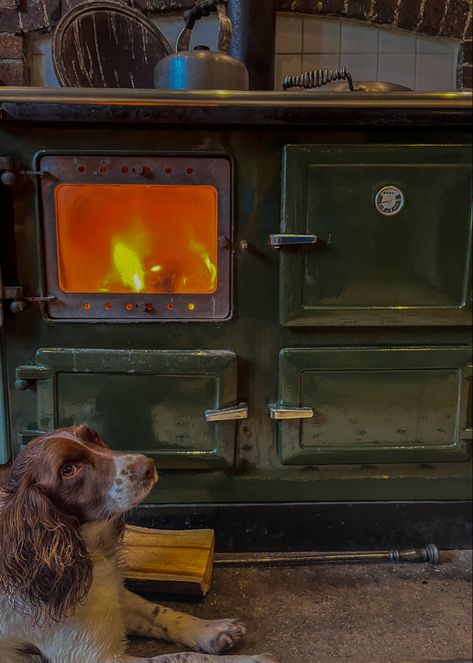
[37,154,231,321]
[278,144,472,326]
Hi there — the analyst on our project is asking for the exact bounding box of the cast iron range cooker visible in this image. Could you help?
[38,154,231,321]
[0,88,471,551]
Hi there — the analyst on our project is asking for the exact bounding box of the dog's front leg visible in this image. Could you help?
[127,655,276,663]
[0,640,43,663]
[123,588,245,654]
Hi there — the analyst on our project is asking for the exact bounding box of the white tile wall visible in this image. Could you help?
[151,14,219,52]
[341,23,379,53]
[415,53,458,91]
[275,13,460,91]
[303,16,340,53]
[378,53,416,89]
[275,14,303,53]
[30,11,460,91]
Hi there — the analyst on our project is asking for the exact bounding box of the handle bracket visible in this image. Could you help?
[205,402,248,422]
[268,404,314,420]
[269,234,323,249]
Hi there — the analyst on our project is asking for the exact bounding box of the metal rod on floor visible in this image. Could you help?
[214,543,440,567]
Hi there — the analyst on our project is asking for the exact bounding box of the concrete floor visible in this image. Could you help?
[127,551,472,663]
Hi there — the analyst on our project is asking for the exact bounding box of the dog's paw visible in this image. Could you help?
[247,655,278,663]
[196,617,246,654]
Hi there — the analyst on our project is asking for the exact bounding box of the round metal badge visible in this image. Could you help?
[375,185,405,216]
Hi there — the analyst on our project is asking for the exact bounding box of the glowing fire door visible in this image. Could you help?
[38,155,231,320]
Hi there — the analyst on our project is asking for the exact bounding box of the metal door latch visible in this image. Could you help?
[0,286,56,313]
[0,157,15,185]
[15,364,51,391]
[205,402,249,422]
[1,157,52,185]
[267,403,314,420]
[268,234,324,248]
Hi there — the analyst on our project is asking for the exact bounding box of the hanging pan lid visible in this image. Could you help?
[53,0,173,88]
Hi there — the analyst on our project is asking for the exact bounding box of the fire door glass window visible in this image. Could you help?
[55,184,218,295]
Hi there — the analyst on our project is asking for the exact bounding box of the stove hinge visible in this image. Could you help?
[15,364,51,391]
[1,156,50,185]
[0,157,15,186]
[0,286,56,314]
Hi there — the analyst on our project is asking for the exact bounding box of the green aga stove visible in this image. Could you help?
[0,88,471,550]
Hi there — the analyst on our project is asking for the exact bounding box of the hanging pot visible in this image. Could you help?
[155,0,249,91]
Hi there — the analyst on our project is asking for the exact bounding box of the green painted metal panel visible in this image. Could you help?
[280,145,472,326]
[26,348,239,469]
[0,343,9,464]
[0,224,10,462]
[1,123,471,503]
[278,346,472,464]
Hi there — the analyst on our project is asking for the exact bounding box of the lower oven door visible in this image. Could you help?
[275,346,472,465]
[16,348,241,469]
[0,343,9,464]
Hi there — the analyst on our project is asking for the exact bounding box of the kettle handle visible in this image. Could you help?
[176,0,232,53]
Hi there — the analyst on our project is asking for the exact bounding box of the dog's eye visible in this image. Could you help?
[61,464,78,478]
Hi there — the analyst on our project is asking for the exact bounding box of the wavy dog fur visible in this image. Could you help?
[0,442,92,624]
[0,426,275,663]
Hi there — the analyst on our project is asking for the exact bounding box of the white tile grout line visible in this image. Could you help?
[277,15,457,90]
[301,16,305,56]
[453,45,459,90]
[376,27,380,80]
[414,39,419,90]
[338,19,342,69]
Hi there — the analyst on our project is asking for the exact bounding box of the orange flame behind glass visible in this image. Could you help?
[55,184,218,294]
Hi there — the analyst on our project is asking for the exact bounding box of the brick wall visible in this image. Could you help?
[0,0,471,87]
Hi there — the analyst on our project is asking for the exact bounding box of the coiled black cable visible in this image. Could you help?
[283,65,355,91]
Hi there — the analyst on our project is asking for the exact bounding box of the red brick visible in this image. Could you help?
[398,0,422,30]
[372,0,399,25]
[463,38,473,63]
[62,0,92,10]
[0,60,26,85]
[320,0,346,15]
[459,62,472,87]
[20,0,52,31]
[142,0,193,10]
[419,0,448,34]
[464,13,472,39]
[0,34,23,59]
[278,0,318,12]
[441,0,471,38]
[347,0,372,20]
[276,0,293,9]
[0,8,20,32]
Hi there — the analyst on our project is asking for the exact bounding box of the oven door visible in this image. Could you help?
[273,346,472,465]
[0,180,10,463]
[0,343,9,464]
[277,144,472,326]
[16,349,243,469]
[38,154,231,322]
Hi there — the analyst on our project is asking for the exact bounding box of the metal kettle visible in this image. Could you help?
[155,0,249,91]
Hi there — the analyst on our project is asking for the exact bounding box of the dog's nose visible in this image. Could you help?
[135,455,156,481]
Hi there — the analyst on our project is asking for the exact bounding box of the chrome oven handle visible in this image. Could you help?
[205,402,249,422]
[269,234,323,248]
[268,403,314,420]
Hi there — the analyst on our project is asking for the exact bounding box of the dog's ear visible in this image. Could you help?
[73,423,99,442]
[0,472,93,624]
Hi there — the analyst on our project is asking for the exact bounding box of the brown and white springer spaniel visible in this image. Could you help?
[0,425,275,663]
